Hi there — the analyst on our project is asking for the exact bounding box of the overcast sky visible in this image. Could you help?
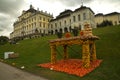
[0,0,120,37]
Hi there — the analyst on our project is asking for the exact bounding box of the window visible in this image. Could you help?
[43,17,45,21]
[55,23,57,28]
[39,16,41,20]
[73,16,76,22]
[31,18,33,22]
[29,19,31,22]
[39,29,41,33]
[39,22,41,27]
[51,24,53,28]
[79,25,81,30]
[64,20,66,26]
[43,23,45,28]
[70,19,71,23]
[44,30,45,34]
[115,21,117,25]
[48,24,49,28]
[89,13,91,20]
[32,23,33,27]
[78,14,81,21]
[59,22,61,27]
[27,25,28,30]
[34,22,36,27]
[34,17,36,20]
[83,13,86,20]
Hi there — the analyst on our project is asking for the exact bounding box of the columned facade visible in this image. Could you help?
[49,6,96,34]
[10,5,53,39]
[10,5,96,39]
[95,12,120,26]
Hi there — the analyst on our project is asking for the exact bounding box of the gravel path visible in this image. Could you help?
[0,62,48,80]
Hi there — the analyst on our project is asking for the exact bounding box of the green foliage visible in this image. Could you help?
[72,27,79,36]
[56,32,63,38]
[0,36,9,45]
[97,20,113,27]
[0,26,120,80]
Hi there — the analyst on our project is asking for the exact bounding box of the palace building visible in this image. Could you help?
[10,5,53,39]
[10,5,96,39]
[48,6,96,34]
[95,12,120,26]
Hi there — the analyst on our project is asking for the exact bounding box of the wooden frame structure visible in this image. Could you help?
[49,36,99,68]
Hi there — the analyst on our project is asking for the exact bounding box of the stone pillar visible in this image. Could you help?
[82,40,90,68]
[90,41,97,61]
[50,45,57,64]
[63,45,68,60]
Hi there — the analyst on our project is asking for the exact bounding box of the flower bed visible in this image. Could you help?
[38,59,102,77]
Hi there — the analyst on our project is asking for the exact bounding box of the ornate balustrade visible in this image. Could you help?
[49,35,99,68]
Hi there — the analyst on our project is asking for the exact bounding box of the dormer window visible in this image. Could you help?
[83,13,86,20]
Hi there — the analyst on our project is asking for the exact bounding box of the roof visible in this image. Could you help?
[18,4,53,19]
[56,9,72,19]
[50,6,95,22]
[74,6,94,14]
[24,4,37,13]
[95,13,104,17]
[50,9,72,22]
[105,12,120,16]
[95,12,120,17]
[18,5,37,18]
[59,9,73,16]
[26,8,37,13]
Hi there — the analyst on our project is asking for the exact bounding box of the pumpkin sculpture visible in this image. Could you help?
[38,22,101,77]
[80,23,93,36]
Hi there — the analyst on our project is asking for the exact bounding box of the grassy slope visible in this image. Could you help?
[0,26,120,80]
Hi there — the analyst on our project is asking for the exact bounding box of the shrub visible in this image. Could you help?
[57,32,62,38]
[72,27,79,36]
[0,36,9,45]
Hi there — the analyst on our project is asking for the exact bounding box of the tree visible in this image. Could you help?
[72,27,78,36]
[56,31,62,38]
[97,20,113,27]
[64,27,68,33]
[0,36,9,45]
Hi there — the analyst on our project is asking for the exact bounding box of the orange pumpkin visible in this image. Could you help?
[65,32,71,38]
[80,30,84,36]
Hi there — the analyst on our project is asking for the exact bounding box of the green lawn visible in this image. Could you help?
[0,26,120,80]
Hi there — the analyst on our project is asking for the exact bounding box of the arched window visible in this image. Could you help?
[51,30,53,35]
[55,29,58,34]
[83,13,86,20]
[78,14,81,21]
[73,16,76,22]
[64,27,68,33]
[69,26,72,32]
[59,28,63,33]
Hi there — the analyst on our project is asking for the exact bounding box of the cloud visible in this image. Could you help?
[0,0,25,36]
[0,14,13,30]
[45,0,92,7]
[0,0,25,17]
[59,0,92,6]
[0,0,120,37]
[88,0,120,14]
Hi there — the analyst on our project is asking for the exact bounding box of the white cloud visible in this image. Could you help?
[0,0,120,37]
[88,0,120,14]
[0,0,25,37]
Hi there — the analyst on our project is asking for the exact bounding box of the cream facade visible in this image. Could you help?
[49,6,96,34]
[95,12,120,26]
[94,13,104,25]
[10,5,96,39]
[10,5,53,39]
[71,6,95,29]
[48,10,72,34]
